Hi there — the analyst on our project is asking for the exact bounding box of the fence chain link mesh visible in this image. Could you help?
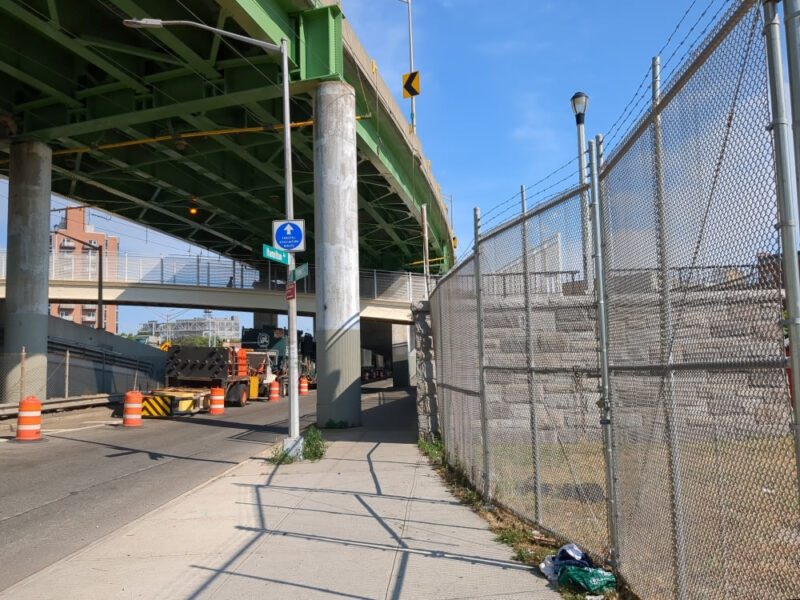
[430,2,800,598]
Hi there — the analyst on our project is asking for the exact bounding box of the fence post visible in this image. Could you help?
[65,349,69,401]
[407,271,412,302]
[473,207,492,502]
[373,269,378,299]
[207,263,210,287]
[20,346,25,403]
[520,186,541,523]
[589,138,621,569]
[422,204,431,300]
[767,0,800,508]
[160,255,164,284]
[196,255,201,285]
[652,56,687,596]
[124,252,128,283]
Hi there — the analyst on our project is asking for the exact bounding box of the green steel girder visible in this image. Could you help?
[0,0,452,276]
[105,0,222,80]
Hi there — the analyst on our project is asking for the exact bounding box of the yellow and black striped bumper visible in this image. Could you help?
[142,395,172,417]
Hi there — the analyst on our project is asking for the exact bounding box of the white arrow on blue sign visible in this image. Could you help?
[272,219,305,252]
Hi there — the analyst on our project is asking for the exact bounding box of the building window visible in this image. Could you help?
[59,310,71,320]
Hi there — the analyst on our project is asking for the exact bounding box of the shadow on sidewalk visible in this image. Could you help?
[181,388,541,600]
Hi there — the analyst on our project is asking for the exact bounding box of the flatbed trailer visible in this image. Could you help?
[141,347,279,417]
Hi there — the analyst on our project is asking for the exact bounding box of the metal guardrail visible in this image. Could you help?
[0,394,121,418]
[0,251,432,305]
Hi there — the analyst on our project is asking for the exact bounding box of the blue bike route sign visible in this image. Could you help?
[272,219,305,252]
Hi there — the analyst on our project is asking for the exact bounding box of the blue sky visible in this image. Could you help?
[0,0,737,334]
[341,0,737,251]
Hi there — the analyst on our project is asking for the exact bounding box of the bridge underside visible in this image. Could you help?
[0,0,453,271]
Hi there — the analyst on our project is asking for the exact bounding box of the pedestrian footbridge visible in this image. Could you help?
[0,252,429,324]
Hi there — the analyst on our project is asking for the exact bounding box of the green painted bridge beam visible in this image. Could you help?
[0,1,148,94]
[355,118,451,267]
[106,0,222,80]
[215,0,296,62]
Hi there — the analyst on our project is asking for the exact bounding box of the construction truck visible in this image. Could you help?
[141,345,276,417]
[241,325,317,385]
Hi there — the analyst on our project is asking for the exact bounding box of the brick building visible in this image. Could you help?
[50,207,119,333]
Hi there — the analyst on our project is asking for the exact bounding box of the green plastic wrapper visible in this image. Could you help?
[557,566,617,593]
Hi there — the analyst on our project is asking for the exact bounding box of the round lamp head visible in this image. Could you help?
[571,92,588,124]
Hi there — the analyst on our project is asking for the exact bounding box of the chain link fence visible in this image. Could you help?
[430,2,800,598]
[0,347,161,406]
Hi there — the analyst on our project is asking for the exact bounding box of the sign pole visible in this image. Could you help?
[282,37,299,441]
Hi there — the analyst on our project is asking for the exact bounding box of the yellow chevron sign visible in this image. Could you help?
[403,71,419,98]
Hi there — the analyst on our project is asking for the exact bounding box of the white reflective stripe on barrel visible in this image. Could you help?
[124,403,142,409]
[123,414,142,420]
[17,424,41,430]
[18,411,41,417]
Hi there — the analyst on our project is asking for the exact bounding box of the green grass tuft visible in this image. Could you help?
[302,425,327,461]
[417,437,445,463]
[268,446,296,465]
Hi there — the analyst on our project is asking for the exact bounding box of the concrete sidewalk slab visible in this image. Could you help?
[1,386,560,600]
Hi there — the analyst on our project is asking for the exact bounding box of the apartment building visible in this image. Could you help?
[50,206,119,333]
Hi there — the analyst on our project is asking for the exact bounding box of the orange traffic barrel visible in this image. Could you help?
[268,381,280,402]
[123,391,142,427]
[299,376,309,396]
[209,387,225,415]
[16,396,42,441]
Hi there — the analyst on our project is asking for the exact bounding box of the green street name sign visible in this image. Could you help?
[262,243,289,265]
[291,263,309,282]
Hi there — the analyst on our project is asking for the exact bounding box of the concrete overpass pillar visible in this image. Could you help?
[253,312,279,329]
[253,266,279,329]
[4,142,51,403]
[314,81,361,427]
[392,324,416,388]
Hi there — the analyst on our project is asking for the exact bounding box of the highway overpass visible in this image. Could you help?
[0,0,452,424]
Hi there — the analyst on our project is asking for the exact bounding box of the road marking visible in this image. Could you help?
[41,423,115,434]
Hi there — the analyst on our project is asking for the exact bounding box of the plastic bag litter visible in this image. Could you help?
[538,555,557,581]
[538,543,594,581]
[557,565,617,593]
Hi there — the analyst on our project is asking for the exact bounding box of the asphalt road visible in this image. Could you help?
[0,394,318,591]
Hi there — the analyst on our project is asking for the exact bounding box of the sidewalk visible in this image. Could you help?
[1,385,560,600]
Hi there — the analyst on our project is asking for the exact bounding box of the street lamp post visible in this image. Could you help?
[397,0,416,134]
[123,17,300,441]
[571,91,591,292]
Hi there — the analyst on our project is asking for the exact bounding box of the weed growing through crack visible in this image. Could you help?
[268,446,296,465]
[302,425,326,461]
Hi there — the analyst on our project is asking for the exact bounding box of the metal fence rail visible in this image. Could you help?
[430,2,800,598]
[0,251,431,305]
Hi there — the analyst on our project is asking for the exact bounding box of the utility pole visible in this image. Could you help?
[399,0,416,134]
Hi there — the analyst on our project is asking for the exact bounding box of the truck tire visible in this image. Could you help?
[227,382,249,407]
